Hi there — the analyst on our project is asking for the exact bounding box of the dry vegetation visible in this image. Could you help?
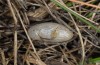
[0,0,100,65]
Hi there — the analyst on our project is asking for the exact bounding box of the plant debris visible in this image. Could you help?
[0,0,100,65]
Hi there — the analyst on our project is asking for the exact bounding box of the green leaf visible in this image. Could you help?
[86,12,93,18]
[89,57,100,63]
[66,2,73,7]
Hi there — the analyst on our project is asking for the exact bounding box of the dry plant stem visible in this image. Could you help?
[57,0,99,25]
[83,29,100,43]
[59,47,72,65]
[83,35,100,48]
[27,2,55,21]
[70,24,100,49]
[85,39,100,49]
[26,60,31,65]
[85,45,93,55]
[42,0,60,21]
[15,9,39,59]
[7,0,18,65]
[26,55,37,64]
[18,14,40,59]
[69,0,99,24]
[21,11,30,25]
[69,0,100,9]
[42,0,60,22]
[38,44,60,54]
[23,44,31,64]
[91,3,100,20]
[68,12,85,65]
[13,3,44,65]
[30,51,46,65]
[42,0,74,33]
[86,47,96,58]
[70,0,94,8]
[83,38,93,56]
[65,45,91,54]
[27,0,67,21]
[36,60,46,65]
[0,49,6,65]
[72,2,77,13]
[65,47,78,65]
[34,0,43,4]
[14,30,17,65]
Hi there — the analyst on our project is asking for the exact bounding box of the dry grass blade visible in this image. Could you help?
[90,3,100,20]
[69,12,85,65]
[0,49,6,65]
[27,2,56,21]
[11,2,47,65]
[27,0,68,21]
[59,47,73,65]
[7,0,18,65]
[69,0,100,9]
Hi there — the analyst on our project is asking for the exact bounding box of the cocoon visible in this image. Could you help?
[28,22,73,43]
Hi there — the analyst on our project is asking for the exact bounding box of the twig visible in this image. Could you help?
[68,12,85,65]
[69,0,100,9]
[7,0,18,65]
